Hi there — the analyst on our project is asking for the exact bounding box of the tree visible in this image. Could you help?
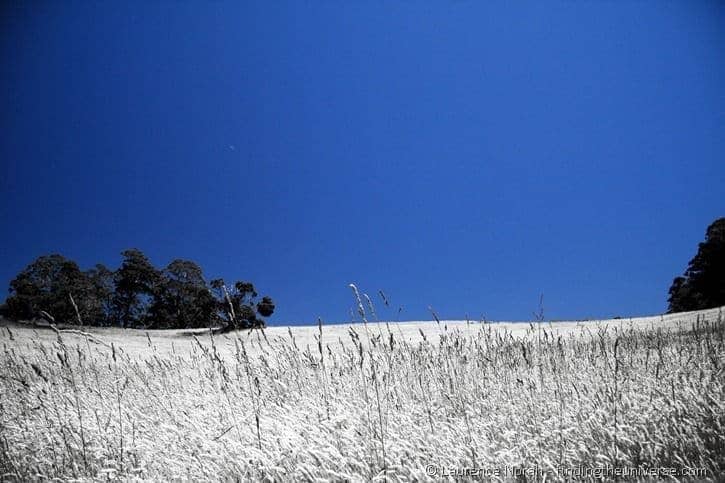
[112,249,160,328]
[668,217,725,312]
[5,254,90,322]
[230,281,260,329]
[84,264,115,325]
[257,296,275,317]
[209,279,273,331]
[4,250,276,330]
[149,259,218,329]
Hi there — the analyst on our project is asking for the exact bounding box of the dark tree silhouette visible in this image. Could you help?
[257,296,275,317]
[4,250,275,330]
[84,264,115,325]
[668,217,725,312]
[112,249,161,328]
[6,254,91,322]
[208,279,273,331]
[149,259,218,329]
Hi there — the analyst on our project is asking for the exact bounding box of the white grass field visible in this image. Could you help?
[1,306,724,481]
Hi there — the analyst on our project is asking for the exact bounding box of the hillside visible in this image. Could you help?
[1,306,723,481]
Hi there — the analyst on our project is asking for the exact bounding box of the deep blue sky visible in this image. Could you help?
[2,2,723,325]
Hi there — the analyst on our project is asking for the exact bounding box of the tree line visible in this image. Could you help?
[1,249,274,330]
[668,217,725,313]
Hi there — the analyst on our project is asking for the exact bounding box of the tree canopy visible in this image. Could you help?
[668,217,725,313]
[4,250,275,330]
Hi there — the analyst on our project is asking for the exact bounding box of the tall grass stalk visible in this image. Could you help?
[0,303,723,480]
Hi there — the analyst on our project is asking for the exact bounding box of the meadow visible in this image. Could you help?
[1,305,723,481]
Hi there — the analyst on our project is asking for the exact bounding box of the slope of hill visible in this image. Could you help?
[1,306,723,480]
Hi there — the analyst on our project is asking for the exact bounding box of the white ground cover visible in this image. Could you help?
[1,306,723,481]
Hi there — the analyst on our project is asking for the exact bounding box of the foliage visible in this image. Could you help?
[210,279,273,331]
[257,296,275,317]
[149,259,218,329]
[6,254,91,323]
[4,250,274,330]
[112,249,161,328]
[668,217,725,312]
[84,264,115,325]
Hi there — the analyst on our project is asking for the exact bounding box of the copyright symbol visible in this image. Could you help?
[425,464,438,477]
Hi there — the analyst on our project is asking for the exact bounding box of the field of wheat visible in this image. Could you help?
[1,305,724,481]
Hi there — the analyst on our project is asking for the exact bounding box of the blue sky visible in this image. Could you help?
[2,1,723,325]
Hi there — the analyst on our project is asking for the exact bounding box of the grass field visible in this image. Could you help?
[1,306,724,481]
